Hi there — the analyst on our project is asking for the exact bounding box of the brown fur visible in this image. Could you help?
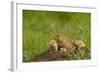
[54,33,74,51]
[72,40,85,49]
[48,40,58,52]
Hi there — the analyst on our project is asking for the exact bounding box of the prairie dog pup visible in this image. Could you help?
[48,40,58,52]
[55,33,73,51]
[72,40,85,49]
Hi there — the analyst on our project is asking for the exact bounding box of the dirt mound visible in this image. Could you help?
[32,48,77,62]
[32,47,89,62]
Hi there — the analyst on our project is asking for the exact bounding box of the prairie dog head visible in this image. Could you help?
[48,40,58,51]
[72,40,85,49]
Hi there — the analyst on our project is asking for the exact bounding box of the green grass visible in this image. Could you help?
[23,10,91,62]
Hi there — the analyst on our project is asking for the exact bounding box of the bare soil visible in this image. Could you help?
[32,49,78,62]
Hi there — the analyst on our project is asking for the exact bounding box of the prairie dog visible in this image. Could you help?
[72,40,85,49]
[48,40,58,52]
[55,33,73,51]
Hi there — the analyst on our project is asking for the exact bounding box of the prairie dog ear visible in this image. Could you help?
[55,33,65,42]
[55,33,62,38]
[55,33,60,40]
[57,33,61,36]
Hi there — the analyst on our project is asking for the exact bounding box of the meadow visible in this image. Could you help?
[23,10,91,62]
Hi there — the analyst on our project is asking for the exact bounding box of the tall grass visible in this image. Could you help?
[23,10,91,62]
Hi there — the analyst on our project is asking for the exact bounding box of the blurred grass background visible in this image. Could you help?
[23,10,91,62]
